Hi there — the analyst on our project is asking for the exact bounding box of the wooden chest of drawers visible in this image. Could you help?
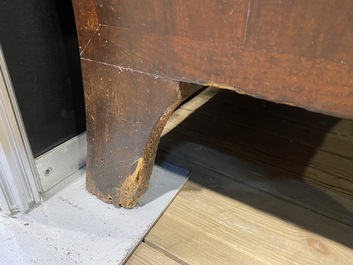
[72,0,353,207]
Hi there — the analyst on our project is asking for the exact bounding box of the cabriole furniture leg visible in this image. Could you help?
[81,59,188,207]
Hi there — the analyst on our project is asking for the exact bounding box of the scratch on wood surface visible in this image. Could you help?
[80,24,101,56]
[243,0,252,45]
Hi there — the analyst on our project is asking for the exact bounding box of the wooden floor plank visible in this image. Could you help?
[145,214,265,265]
[203,88,353,142]
[164,114,353,198]
[170,107,353,181]
[161,89,353,199]
[128,87,353,264]
[157,142,353,228]
[191,88,353,156]
[186,95,353,160]
[160,87,353,223]
[146,167,353,265]
[125,242,181,265]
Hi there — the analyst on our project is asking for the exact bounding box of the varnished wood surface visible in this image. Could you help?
[81,24,353,119]
[96,0,248,48]
[76,0,353,118]
[246,0,353,64]
[71,0,99,52]
[127,88,353,264]
[71,0,353,208]
[81,59,188,207]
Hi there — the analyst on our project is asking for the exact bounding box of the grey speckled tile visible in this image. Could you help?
[0,162,189,265]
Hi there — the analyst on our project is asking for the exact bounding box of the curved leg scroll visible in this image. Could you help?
[81,59,189,208]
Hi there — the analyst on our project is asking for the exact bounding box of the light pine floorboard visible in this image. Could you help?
[126,87,353,265]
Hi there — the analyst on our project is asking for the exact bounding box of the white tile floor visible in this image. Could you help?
[0,162,189,265]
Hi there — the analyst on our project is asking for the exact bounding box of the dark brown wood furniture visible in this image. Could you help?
[72,0,353,208]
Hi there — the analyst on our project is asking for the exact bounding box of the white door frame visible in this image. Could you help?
[0,44,87,215]
[0,44,41,215]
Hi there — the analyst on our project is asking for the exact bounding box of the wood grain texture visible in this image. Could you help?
[127,88,353,264]
[82,25,353,118]
[246,0,353,64]
[198,89,353,157]
[159,88,353,224]
[81,59,188,208]
[72,0,353,209]
[146,174,353,265]
[71,0,99,52]
[96,0,249,48]
[179,89,353,159]
[160,137,353,227]
[147,213,266,265]
[161,88,353,199]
